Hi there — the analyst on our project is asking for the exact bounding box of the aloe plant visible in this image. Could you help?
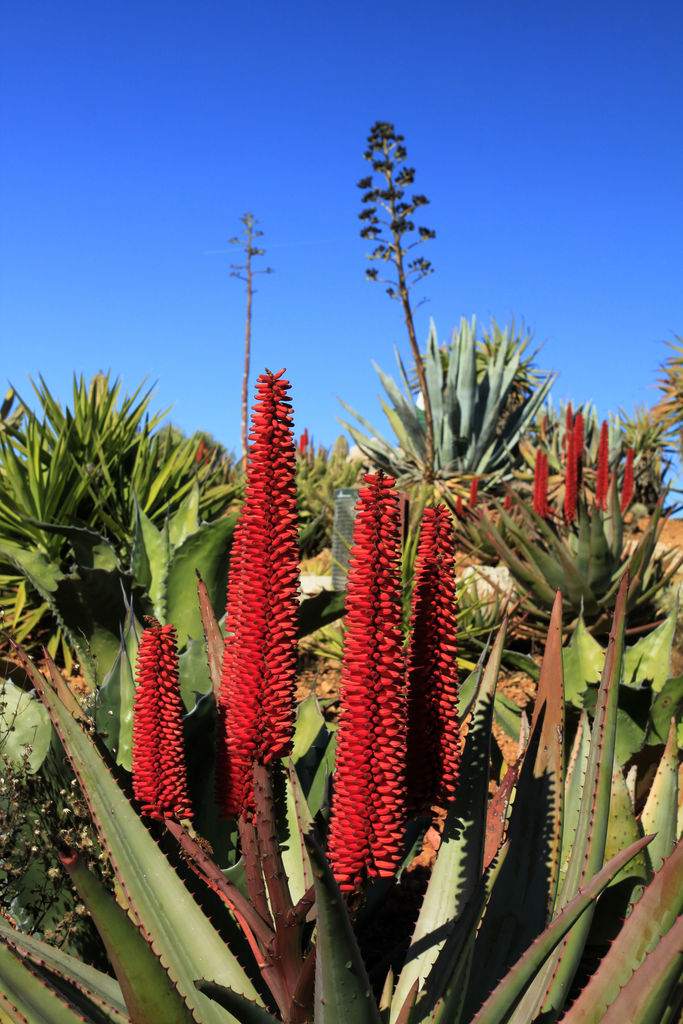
[2,574,681,1023]
[470,470,681,639]
[339,316,556,487]
[2,369,681,1024]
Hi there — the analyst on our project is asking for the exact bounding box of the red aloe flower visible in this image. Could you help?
[503,493,512,510]
[595,420,610,511]
[564,425,578,524]
[468,476,479,509]
[573,411,584,491]
[621,447,635,512]
[132,621,193,821]
[406,506,460,809]
[327,472,407,893]
[216,370,300,819]
[533,451,551,518]
[454,493,464,518]
[298,427,309,454]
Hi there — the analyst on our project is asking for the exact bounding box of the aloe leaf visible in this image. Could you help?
[196,982,281,1024]
[561,839,683,1023]
[95,601,140,769]
[197,570,226,701]
[130,496,170,620]
[297,590,346,640]
[464,595,564,1020]
[468,835,654,1024]
[646,674,683,745]
[281,763,314,907]
[623,608,675,691]
[17,646,262,1022]
[304,832,382,1024]
[562,617,604,708]
[426,844,509,1024]
[639,717,679,871]
[529,574,628,1021]
[168,480,200,550]
[390,620,506,1023]
[60,847,196,1024]
[178,635,213,710]
[165,513,237,648]
[593,915,683,1024]
[0,939,97,1024]
[0,680,51,771]
[0,917,128,1022]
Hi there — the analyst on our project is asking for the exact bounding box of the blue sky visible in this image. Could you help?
[1,1,681,456]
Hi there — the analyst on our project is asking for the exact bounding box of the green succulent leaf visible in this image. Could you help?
[0,680,52,771]
[468,836,654,1024]
[60,847,196,1024]
[391,620,506,1022]
[0,916,128,1021]
[562,838,683,1023]
[304,832,382,1024]
[17,646,262,1023]
[639,718,679,872]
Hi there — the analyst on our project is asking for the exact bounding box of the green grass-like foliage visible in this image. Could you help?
[0,373,241,668]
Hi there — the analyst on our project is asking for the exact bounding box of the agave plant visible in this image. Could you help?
[1,371,681,1024]
[296,435,363,557]
[338,317,556,487]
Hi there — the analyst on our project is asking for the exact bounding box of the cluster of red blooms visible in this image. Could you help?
[532,410,635,521]
[405,506,460,810]
[327,478,461,891]
[131,622,193,821]
[327,473,408,890]
[130,371,461,896]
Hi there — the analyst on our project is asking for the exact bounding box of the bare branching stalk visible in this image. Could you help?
[229,214,274,467]
[358,122,436,482]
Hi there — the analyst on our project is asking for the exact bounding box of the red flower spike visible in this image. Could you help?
[132,623,193,822]
[503,493,512,510]
[216,371,300,819]
[298,428,309,454]
[595,421,610,511]
[573,412,584,491]
[327,472,407,893]
[406,506,460,810]
[564,427,578,524]
[621,448,635,512]
[468,477,479,509]
[533,451,550,519]
[455,494,464,518]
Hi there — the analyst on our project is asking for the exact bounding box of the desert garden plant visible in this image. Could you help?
[339,317,556,489]
[0,373,241,667]
[1,370,681,1024]
[358,120,437,481]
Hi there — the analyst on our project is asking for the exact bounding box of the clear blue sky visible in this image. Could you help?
[2,1,681,456]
